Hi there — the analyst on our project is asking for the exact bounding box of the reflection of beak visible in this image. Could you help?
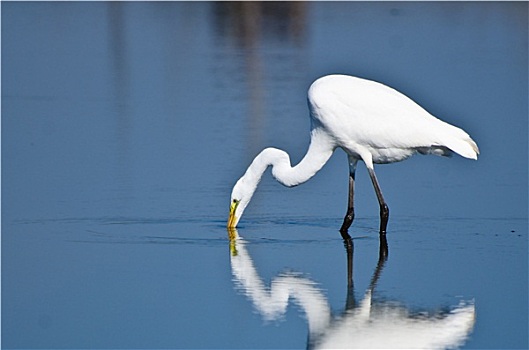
[227,201,239,228]
[227,227,239,256]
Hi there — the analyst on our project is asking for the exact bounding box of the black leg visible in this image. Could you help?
[340,159,357,233]
[367,167,389,234]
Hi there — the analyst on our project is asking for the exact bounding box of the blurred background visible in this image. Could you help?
[3,2,527,222]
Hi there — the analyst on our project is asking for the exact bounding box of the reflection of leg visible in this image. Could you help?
[340,159,357,233]
[343,233,389,312]
[343,235,353,288]
[379,233,389,261]
[343,235,356,311]
[367,167,389,234]
[368,233,389,292]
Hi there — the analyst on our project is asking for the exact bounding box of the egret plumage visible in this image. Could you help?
[228,74,479,233]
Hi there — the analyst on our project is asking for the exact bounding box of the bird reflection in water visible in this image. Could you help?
[228,229,475,349]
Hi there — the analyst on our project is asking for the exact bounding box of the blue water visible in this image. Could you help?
[2,2,527,349]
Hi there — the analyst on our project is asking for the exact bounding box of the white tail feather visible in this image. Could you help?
[444,136,479,160]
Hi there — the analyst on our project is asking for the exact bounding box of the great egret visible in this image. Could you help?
[228,75,479,233]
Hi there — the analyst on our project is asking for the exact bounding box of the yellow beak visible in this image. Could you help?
[227,200,239,228]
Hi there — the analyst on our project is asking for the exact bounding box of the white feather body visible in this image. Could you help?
[308,75,479,165]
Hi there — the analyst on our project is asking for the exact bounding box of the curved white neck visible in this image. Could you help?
[243,128,335,189]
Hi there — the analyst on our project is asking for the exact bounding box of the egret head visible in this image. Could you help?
[228,176,256,228]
